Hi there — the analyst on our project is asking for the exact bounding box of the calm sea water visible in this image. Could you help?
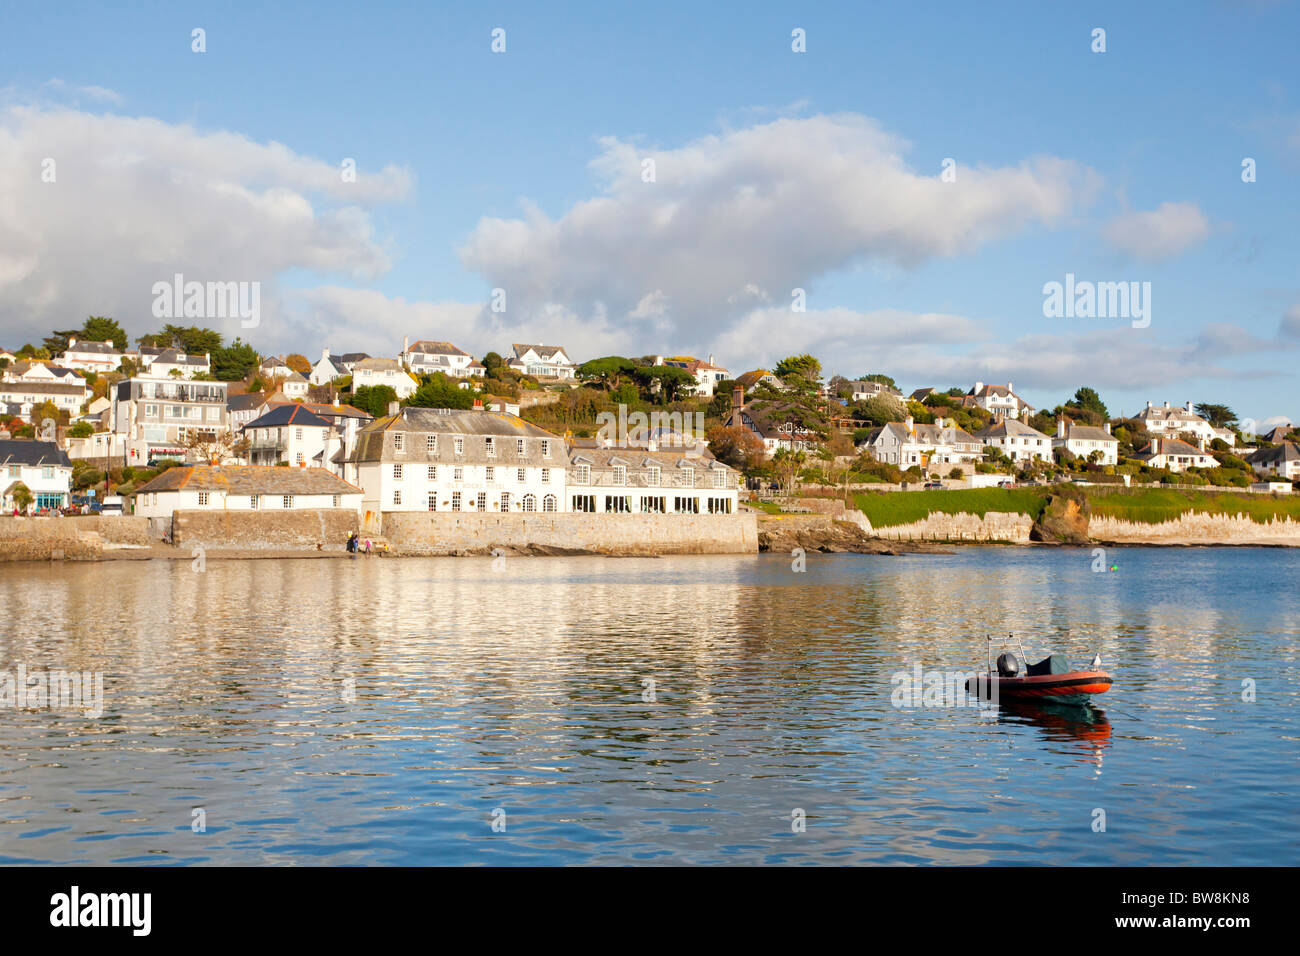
[1,547,1297,866]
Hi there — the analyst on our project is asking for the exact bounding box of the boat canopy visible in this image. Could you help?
[1026,654,1072,676]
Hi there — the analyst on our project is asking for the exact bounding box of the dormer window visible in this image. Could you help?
[454,436,464,455]
[485,436,496,457]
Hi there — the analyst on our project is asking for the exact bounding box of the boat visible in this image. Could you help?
[966,635,1112,701]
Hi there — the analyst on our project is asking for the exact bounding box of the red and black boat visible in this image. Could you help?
[967,636,1112,701]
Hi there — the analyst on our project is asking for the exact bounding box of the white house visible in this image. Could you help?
[963,382,1035,421]
[0,440,73,512]
[344,405,567,515]
[309,349,372,385]
[567,443,738,514]
[400,339,484,379]
[861,417,985,470]
[0,376,89,418]
[1136,401,1235,448]
[351,357,417,399]
[145,348,211,380]
[1248,442,1300,481]
[1135,437,1218,472]
[661,356,730,397]
[243,403,335,468]
[1053,420,1119,465]
[975,419,1053,463]
[131,464,363,519]
[507,344,576,380]
[847,380,904,403]
[59,338,122,373]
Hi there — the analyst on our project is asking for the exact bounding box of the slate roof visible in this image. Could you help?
[227,393,268,412]
[243,404,333,430]
[0,439,72,468]
[1058,423,1115,443]
[151,348,209,366]
[134,465,362,496]
[976,419,1050,441]
[1250,442,1300,466]
[407,340,469,356]
[347,407,561,463]
[511,344,569,361]
[0,381,88,396]
[64,341,120,355]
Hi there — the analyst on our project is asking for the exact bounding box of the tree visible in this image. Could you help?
[11,483,33,513]
[210,338,259,381]
[774,354,822,385]
[852,394,906,427]
[348,384,399,417]
[1196,403,1237,428]
[67,421,94,438]
[1071,387,1108,419]
[81,316,128,351]
[771,447,807,496]
[285,353,312,375]
[705,424,766,472]
[138,324,222,354]
[578,356,636,389]
[406,374,475,410]
[860,373,897,388]
[15,344,51,360]
[632,365,696,403]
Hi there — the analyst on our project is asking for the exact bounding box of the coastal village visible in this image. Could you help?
[1,318,1298,553]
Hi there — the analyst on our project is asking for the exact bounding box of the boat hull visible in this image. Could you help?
[967,670,1112,699]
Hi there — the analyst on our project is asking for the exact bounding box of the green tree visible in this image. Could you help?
[67,421,95,438]
[81,316,128,350]
[578,356,636,389]
[406,373,475,410]
[859,373,897,388]
[1071,387,1108,419]
[1196,403,1237,428]
[774,354,822,384]
[11,483,33,512]
[632,365,696,403]
[348,384,399,417]
[210,338,259,381]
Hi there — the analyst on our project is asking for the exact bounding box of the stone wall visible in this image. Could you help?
[865,510,1035,543]
[380,511,758,556]
[0,516,116,561]
[1089,513,1300,546]
[171,509,359,551]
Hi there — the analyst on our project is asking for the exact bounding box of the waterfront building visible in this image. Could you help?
[110,376,229,466]
[567,442,739,515]
[0,439,72,512]
[131,464,363,519]
[243,404,335,467]
[1052,420,1119,466]
[345,405,566,514]
[975,419,1054,463]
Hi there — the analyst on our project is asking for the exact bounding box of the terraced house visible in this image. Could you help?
[861,417,984,470]
[110,376,229,466]
[345,405,566,515]
[567,442,739,515]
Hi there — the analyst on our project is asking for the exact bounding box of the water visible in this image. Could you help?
[1,547,1297,865]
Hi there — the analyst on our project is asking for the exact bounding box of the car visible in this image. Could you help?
[923,481,944,489]
[998,480,1017,488]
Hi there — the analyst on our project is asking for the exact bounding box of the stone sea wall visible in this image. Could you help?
[1088,513,1300,545]
[865,511,1036,543]
[171,509,359,551]
[0,515,151,561]
[381,512,758,556]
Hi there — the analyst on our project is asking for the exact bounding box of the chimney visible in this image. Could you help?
[1057,418,1066,439]
[647,438,658,452]
[387,401,400,416]
[68,337,77,347]
[1104,422,1111,435]
[1007,382,1013,393]
[905,415,914,434]
[974,381,984,394]
[732,385,744,412]
[1164,401,1170,409]
[1146,400,1153,409]
[472,399,483,411]
[322,348,330,361]
[403,336,409,354]
[1187,401,1195,414]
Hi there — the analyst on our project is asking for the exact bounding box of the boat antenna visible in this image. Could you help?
[1013,632,1030,668]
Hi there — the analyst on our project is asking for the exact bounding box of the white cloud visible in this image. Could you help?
[1279,304,1300,339]
[0,104,412,346]
[459,114,1098,340]
[1101,201,1211,262]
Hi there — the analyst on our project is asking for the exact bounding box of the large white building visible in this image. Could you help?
[567,443,739,514]
[0,368,89,418]
[308,349,370,385]
[1136,401,1235,448]
[1053,420,1119,465]
[0,439,73,512]
[661,356,730,397]
[861,417,985,470]
[59,338,122,373]
[507,344,576,380]
[345,405,567,514]
[962,382,1035,421]
[142,347,211,380]
[1135,437,1217,473]
[351,357,417,399]
[400,339,484,379]
[1249,442,1300,481]
[132,464,363,519]
[110,377,229,466]
[975,419,1053,463]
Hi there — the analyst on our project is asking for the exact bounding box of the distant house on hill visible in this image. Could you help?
[507,344,576,380]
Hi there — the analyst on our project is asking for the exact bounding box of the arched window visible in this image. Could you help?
[522,494,536,512]
[543,494,557,512]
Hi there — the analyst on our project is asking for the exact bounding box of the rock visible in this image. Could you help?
[757,516,949,555]
[1031,493,1092,545]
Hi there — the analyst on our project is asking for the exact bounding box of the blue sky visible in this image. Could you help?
[1,1,1297,428]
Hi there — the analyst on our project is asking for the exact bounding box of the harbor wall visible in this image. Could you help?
[380,511,759,555]
[860,510,1035,543]
[170,509,359,551]
[1088,513,1300,546]
[0,515,150,561]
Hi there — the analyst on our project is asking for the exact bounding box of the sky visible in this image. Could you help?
[1,0,1297,430]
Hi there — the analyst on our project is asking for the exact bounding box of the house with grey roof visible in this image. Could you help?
[962,382,1035,421]
[0,439,73,512]
[143,348,211,380]
[507,344,576,380]
[567,443,738,515]
[1134,436,1218,473]
[975,418,1053,463]
[351,357,417,399]
[1249,441,1300,481]
[131,464,363,519]
[860,417,984,471]
[1052,420,1118,465]
[400,338,483,379]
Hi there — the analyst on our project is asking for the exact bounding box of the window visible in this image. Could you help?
[393,432,404,450]
[454,436,464,455]
[42,465,55,479]
[541,440,550,457]
[485,466,494,482]
[454,466,464,481]
[296,453,304,465]
[7,465,18,478]
[522,494,536,512]
[641,496,665,513]
[393,464,403,480]
[250,495,258,509]
[451,492,461,511]
[541,468,550,484]
[516,438,525,455]
[681,467,695,488]
[572,494,596,513]
[198,492,209,506]
[427,465,437,481]
[517,468,526,482]
[426,435,437,453]
[295,427,303,440]
[543,494,557,512]
[712,469,727,489]
[605,495,631,513]
[332,495,340,507]
[613,465,626,486]
[708,497,732,514]
[500,492,510,511]
[427,492,437,511]
[485,437,496,457]
[283,495,294,509]
[393,489,402,505]
[476,492,487,511]
[574,463,589,484]
[647,466,660,487]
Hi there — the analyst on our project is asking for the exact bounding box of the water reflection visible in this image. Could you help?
[0,547,1297,865]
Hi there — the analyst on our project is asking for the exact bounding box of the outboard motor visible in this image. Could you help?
[997,652,1020,677]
